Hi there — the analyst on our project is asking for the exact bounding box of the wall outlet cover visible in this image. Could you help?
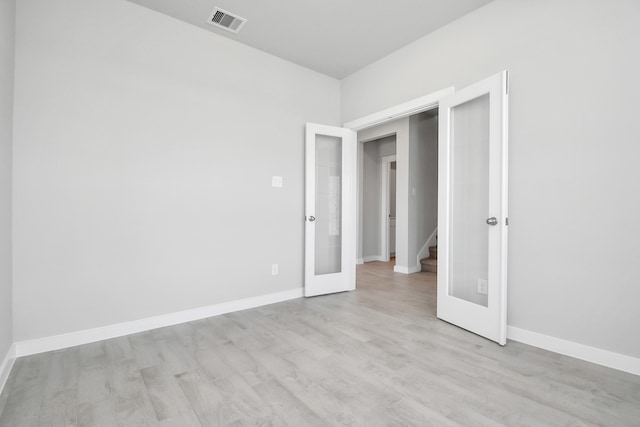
[477,279,488,295]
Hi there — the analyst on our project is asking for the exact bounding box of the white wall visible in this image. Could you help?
[362,136,396,259]
[408,112,438,266]
[12,0,340,341]
[342,0,640,358]
[0,0,15,362]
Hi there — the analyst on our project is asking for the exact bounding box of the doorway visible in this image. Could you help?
[305,71,508,345]
[359,135,397,265]
[355,110,439,274]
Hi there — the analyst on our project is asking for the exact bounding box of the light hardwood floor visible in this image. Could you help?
[1,261,639,426]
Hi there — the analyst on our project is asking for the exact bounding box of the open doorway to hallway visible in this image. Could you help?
[360,135,397,265]
[356,109,439,277]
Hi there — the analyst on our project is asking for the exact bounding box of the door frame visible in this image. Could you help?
[339,77,508,346]
[346,87,454,270]
[381,155,397,262]
[344,88,454,132]
[356,131,397,264]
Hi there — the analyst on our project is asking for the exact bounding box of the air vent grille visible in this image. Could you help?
[207,7,247,34]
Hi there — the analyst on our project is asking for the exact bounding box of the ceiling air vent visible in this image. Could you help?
[207,7,247,34]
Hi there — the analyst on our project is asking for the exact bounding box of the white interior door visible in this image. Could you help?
[305,123,357,297]
[437,71,509,345]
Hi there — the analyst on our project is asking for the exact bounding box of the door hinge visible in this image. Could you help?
[505,217,509,226]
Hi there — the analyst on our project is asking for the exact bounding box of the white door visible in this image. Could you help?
[305,123,357,297]
[437,71,509,345]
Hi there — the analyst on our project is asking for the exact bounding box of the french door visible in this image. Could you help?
[304,72,508,345]
[437,71,509,345]
[304,124,357,297]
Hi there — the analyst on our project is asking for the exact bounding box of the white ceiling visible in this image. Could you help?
[128,0,494,79]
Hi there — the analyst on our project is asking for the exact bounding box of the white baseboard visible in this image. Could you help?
[356,258,364,265]
[0,343,17,395]
[394,264,421,274]
[363,255,387,263]
[8,289,640,382]
[507,326,640,377]
[15,288,303,358]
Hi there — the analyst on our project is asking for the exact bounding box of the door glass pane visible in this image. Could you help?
[449,93,490,307]
[315,135,342,275]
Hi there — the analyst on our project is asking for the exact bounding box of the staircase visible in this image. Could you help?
[420,244,437,273]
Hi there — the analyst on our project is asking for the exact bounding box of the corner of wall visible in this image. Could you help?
[0,0,16,386]
[0,344,16,397]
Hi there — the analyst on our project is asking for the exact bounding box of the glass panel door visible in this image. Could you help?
[305,124,356,297]
[315,135,343,275]
[449,94,490,307]
[437,71,509,345]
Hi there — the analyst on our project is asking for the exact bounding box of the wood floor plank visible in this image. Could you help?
[248,347,360,426]
[176,367,264,426]
[252,378,327,427]
[128,332,164,371]
[139,364,201,426]
[103,337,135,366]
[0,352,53,426]
[1,260,639,426]
[36,348,81,427]
[209,340,275,388]
[0,357,22,417]
[107,359,157,426]
[152,337,199,376]
[76,398,118,427]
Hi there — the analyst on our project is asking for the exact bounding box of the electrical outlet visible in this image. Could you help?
[271,264,279,276]
[477,279,488,295]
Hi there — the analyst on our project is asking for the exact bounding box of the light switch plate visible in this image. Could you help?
[272,176,283,188]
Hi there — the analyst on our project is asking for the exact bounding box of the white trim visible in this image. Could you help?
[5,293,640,383]
[416,227,438,265]
[356,258,364,265]
[344,87,454,131]
[363,255,387,263]
[380,155,397,263]
[15,288,303,357]
[394,264,421,274]
[0,343,17,395]
[507,326,640,377]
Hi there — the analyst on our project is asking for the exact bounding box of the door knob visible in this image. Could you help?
[486,217,498,226]
[308,216,316,222]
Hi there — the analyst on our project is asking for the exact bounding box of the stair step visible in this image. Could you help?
[420,257,437,273]
[428,245,437,258]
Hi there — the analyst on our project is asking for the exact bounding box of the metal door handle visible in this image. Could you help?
[307,216,316,222]
[486,217,498,226]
